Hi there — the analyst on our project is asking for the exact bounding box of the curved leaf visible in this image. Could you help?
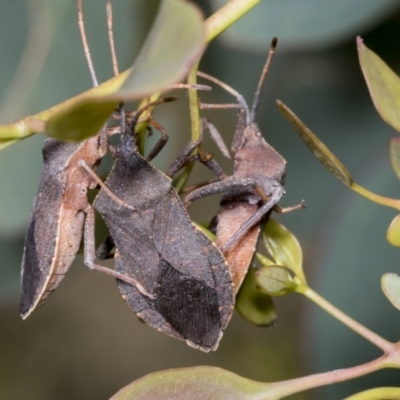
[387,214,400,247]
[358,37,400,133]
[0,0,205,143]
[115,0,204,98]
[381,273,400,311]
[263,219,305,283]
[256,265,296,296]
[45,101,118,142]
[236,265,277,327]
[389,137,400,180]
[110,366,271,400]
[344,387,400,400]
[277,100,353,187]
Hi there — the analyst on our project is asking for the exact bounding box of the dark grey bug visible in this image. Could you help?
[80,100,234,352]
[185,38,304,293]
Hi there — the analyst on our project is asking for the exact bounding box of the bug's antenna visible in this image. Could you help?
[106,1,119,76]
[250,37,277,123]
[77,0,98,87]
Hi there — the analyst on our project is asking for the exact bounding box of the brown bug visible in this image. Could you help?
[185,38,305,293]
[20,0,147,318]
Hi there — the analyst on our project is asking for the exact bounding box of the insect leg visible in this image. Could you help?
[184,176,264,207]
[221,185,285,252]
[78,160,135,210]
[274,200,306,213]
[96,235,115,260]
[201,118,231,160]
[82,205,154,299]
[145,117,169,161]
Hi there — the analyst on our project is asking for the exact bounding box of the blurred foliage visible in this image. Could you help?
[209,0,400,50]
[2,0,400,399]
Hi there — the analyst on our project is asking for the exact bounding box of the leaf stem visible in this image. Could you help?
[351,182,400,211]
[298,285,394,353]
[263,355,389,399]
[186,0,260,188]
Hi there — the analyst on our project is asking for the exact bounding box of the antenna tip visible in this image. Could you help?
[271,37,278,49]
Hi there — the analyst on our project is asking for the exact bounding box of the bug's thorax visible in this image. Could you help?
[233,123,286,183]
[64,134,104,210]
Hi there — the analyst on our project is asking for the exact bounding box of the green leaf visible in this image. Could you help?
[236,265,277,327]
[209,0,400,51]
[115,0,204,98]
[45,101,118,142]
[344,387,400,400]
[256,265,296,296]
[387,214,400,247]
[277,100,353,187]
[381,273,400,311]
[263,219,306,283]
[23,0,205,142]
[358,37,400,133]
[389,137,400,180]
[110,366,271,400]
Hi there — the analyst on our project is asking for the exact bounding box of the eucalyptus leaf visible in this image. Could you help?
[389,137,400,180]
[45,101,118,142]
[256,265,296,296]
[236,265,277,327]
[263,218,305,283]
[277,100,353,187]
[210,0,400,51]
[115,0,204,98]
[344,387,400,400]
[386,214,400,247]
[358,37,400,134]
[7,0,205,143]
[47,0,204,142]
[381,273,400,311]
[110,366,271,400]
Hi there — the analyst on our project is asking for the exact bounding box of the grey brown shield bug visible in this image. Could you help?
[79,97,234,352]
[19,0,149,319]
[184,38,305,294]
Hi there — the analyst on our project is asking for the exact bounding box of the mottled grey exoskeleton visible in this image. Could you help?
[185,38,304,293]
[80,100,234,352]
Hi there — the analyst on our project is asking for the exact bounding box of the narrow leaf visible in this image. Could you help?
[110,366,271,400]
[42,0,205,142]
[387,214,400,247]
[116,0,204,98]
[45,101,118,142]
[389,137,400,179]
[358,36,400,133]
[277,100,353,187]
[236,266,277,327]
[381,273,400,311]
[256,265,296,296]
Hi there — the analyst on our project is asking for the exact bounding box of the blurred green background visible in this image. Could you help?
[2,0,400,398]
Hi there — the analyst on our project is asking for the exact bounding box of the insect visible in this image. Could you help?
[184,38,305,293]
[20,0,143,319]
[79,97,234,352]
